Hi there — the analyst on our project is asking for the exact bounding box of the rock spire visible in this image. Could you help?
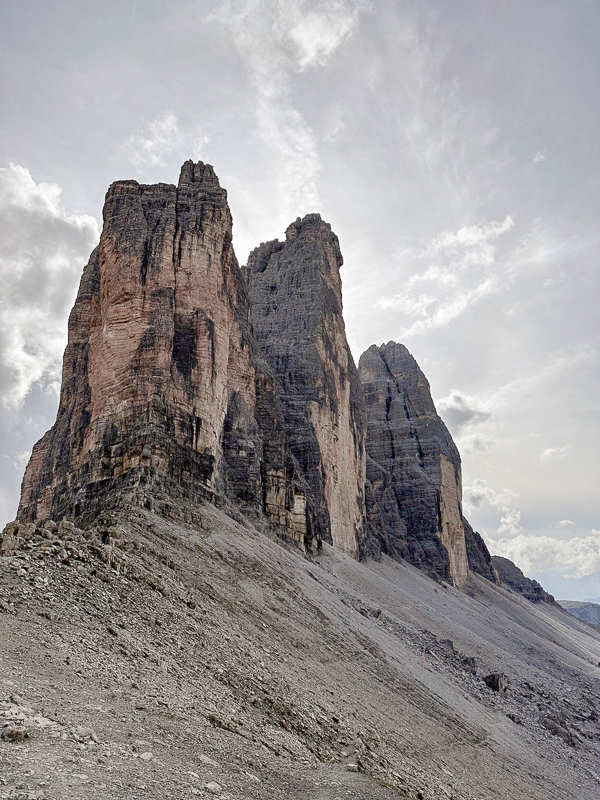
[244,214,367,559]
[18,162,319,554]
[359,342,469,585]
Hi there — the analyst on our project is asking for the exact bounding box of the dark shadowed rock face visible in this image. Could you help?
[464,519,500,584]
[492,557,557,604]
[244,215,366,559]
[359,342,468,585]
[18,162,318,554]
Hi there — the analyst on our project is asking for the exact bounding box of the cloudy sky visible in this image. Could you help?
[1,0,598,600]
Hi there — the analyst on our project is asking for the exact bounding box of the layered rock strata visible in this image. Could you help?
[244,215,366,559]
[359,342,469,585]
[18,162,318,554]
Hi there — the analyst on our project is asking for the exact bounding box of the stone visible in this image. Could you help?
[1,725,30,741]
[16,162,317,554]
[244,214,367,559]
[541,713,580,747]
[492,557,556,604]
[483,672,507,693]
[461,656,478,674]
[203,782,222,795]
[346,763,359,772]
[140,751,154,761]
[358,342,468,585]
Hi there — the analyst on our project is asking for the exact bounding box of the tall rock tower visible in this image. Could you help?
[244,215,366,559]
[18,162,319,554]
[359,342,469,585]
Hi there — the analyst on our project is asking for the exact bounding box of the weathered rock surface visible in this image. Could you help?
[244,215,366,559]
[359,342,469,585]
[492,556,557,604]
[463,518,500,584]
[17,162,318,553]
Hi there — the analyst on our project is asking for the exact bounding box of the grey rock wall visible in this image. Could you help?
[244,214,366,559]
[359,342,468,585]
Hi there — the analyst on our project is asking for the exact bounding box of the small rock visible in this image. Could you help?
[75,726,99,743]
[199,754,220,767]
[1,725,30,741]
[483,672,507,693]
[346,763,359,772]
[204,782,222,795]
[140,751,154,761]
[462,656,478,674]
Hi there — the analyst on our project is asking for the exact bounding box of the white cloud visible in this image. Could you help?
[125,112,209,173]
[539,445,569,464]
[281,2,369,71]
[497,507,523,538]
[436,389,491,433]
[376,216,515,335]
[0,163,100,410]
[489,530,600,579]
[463,478,519,514]
[553,519,574,528]
[211,0,368,221]
[532,150,547,163]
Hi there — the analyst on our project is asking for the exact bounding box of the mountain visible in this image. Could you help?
[492,556,557,604]
[2,161,599,799]
[359,341,498,587]
[244,214,366,559]
[559,600,600,628]
[17,161,319,555]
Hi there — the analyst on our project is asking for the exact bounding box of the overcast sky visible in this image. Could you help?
[1,0,598,600]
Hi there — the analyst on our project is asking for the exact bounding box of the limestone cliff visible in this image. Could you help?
[359,342,469,585]
[18,162,318,554]
[244,215,366,559]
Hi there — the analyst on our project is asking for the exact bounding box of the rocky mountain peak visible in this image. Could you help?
[245,213,366,559]
[359,340,470,585]
[17,161,319,554]
[177,159,222,190]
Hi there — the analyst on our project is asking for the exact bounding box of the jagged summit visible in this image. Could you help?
[17,162,319,553]
[177,159,222,190]
[360,341,476,586]
[245,212,366,559]
[17,161,498,583]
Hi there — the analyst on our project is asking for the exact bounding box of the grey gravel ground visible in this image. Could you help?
[1,501,600,799]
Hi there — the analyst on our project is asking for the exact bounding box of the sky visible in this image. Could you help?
[1,0,598,600]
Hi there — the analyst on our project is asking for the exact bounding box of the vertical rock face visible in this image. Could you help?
[18,162,318,554]
[244,215,366,559]
[359,342,469,585]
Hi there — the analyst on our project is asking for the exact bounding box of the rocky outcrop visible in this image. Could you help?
[492,556,557,604]
[359,342,469,585]
[244,215,366,559]
[18,162,318,554]
[464,519,500,584]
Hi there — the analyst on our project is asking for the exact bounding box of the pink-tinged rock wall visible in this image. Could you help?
[18,162,318,554]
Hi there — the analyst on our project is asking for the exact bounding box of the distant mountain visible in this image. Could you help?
[559,600,600,628]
